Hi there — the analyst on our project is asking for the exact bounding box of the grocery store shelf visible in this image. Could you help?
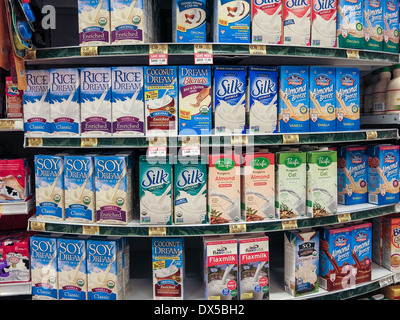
[361,114,400,126]
[0,282,31,297]
[0,198,34,216]
[0,119,23,132]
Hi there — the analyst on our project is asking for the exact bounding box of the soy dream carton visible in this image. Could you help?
[383,0,400,53]
[173,0,207,42]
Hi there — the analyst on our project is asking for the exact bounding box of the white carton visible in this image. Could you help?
[251,0,282,44]
[311,0,337,47]
[283,0,311,46]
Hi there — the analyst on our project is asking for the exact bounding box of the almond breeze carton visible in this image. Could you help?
[383,0,399,53]
[337,0,364,49]
[364,0,383,51]
[349,221,372,284]
[173,0,207,42]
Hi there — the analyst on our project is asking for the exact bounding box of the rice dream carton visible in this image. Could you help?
[337,0,364,49]
[364,0,384,51]
[283,0,311,46]
[173,0,207,42]
[383,0,399,53]
[311,0,337,47]
[251,0,282,44]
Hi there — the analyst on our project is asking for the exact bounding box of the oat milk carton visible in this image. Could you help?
[283,0,311,46]
[214,66,247,134]
[30,235,58,300]
[178,65,212,135]
[57,237,87,300]
[50,68,80,136]
[78,0,111,46]
[311,0,337,47]
[284,229,319,297]
[279,66,309,133]
[80,68,112,136]
[383,0,399,53]
[349,221,372,284]
[248,66,278,133]
[382,214,400,272]
[152,238,184,300]
[24,70,50,136]
[208,154,241,224]
[337,0,364,49]
[309,66,336,132]
[364,0,383,51]
[204,236,238,300]
[139,156,173,225]
[237,234,269,300]
[251,0,282,44]
[35,154,65,221]
[173,0,207,42]
[112,66,144,136]
[336,67,360,131]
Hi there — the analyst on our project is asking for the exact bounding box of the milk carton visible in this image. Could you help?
[335,68,360,131]
[382,214,400,272]
[275,151,307,219]
[64,155,96,223]
[94,153,132,224]
[174,156,207,224]
[251,0,282,44]
[144,66,178,136]
[173,0,207,42]
[284,229,319,297]
[80,68,112,136]
[208,154,241,224]
[204,236,238,300]
[367,144,400,205]
[214,0,251,43]
[152,238,184,300]
[35,154,65,221]
[178,65,212,135]
[311,0,337,47]
[349,222,372,284]
[248,66,278,133]
[337,146,368,205]
[237,234,269,300]
[364,0,383,51]
[57,237,87,300]
[49,68,80,136]
[111,66,144,136]
[78,0,111,46]
[139,156,173,225]
[309,66,336,132]
[282,0,311,46]
[30,235,58,300]
[24,70,51,136]
[383,0,399,53]
[337,0,364,49]
[279,66,309,133]
[241,153,275,221]
[214,66,247,134]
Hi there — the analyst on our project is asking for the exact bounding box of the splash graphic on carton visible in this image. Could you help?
[173,0,207,42]
[251,0,282,44]
[350,222,372,284]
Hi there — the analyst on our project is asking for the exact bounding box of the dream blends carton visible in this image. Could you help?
[367,144,400,205]
[306,149,337,218]
[337,145,368,205]
[78,0,110,46]
[94,153,133,224]
[309,66,336,132]
[111,66,144,136]
[144,66,178,136]
[382,214,400,272]
[251,0,282,44]
[237,234,269,300]
[335,68,360,131]
[282,0,311,46]
[364,0,384,51]
[383,0,399,53]
[30,235,58,300]
[152,238,184,300]
[178,65,212,135]
[80,67,112,136]
[279,66,309,133]
[174,156,207,224]
[214,66,246,134]
[311,0,337,47]
[139,156,173,225]
[49,68,80,136]
[208,153,241,224]
[284,229,319,297]
[214,0,250,43]
[173,0,207,42]
[241,152,275,221]
[337,0,364,49]
[57,237,87,300]
[349,222,372,284]
[204,236,238,300]
[24,70,50,136]
[248,66,278,133]
[275,151,307,219]
[35,154,64,221]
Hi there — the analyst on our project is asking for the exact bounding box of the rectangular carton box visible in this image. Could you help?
[251,0,282,44]
[5,77,23,118]
[382,214,400,272]
[364,0,383,51]
[173,0,207,42]
[350,222,372,284]
[372,216,384,265]
[0,158,29,201]
[311,0,337,47]
[78,0,110,46]
[383,0,399,53]
[337,0,364,49]
[282,0,311,46]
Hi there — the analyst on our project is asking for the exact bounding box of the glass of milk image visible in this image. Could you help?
[251,0,282,44]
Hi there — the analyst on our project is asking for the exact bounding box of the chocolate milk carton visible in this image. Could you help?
[349,221,372,284]
[251,0,282,44]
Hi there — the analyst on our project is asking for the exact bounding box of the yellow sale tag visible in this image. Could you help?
[229,224,247,234]
[82,225,100,235]
[28,137,43,147]
[153,260,166,269]
[30,221,46,231]
[81,46,98,56]
[81,137,98,148]
[282,219,298,230]
[366,131,378,140]
[249,45,266,55]
[149,227,167,236]
[0,120,15,130]
[282,134,299,144]
[337,213,351,223]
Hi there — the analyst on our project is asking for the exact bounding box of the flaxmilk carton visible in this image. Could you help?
[214,66,247,134]
[337,0,364,49]
[364,0,384,51]
[173,0,207,42]
[282,0,311,46]
[248,66,278,133]
[311,0,337,47]
[111,66,144,136]
[80,68,112,136]
[251,0,282,44]
[178,65,212,135]
[49,68,80,136]
[335,67,360,131]
[383,0,399,53]
[279,66,310,133]
[24,70,51,136]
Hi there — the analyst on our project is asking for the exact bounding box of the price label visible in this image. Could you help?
[366,131,378,140]
[346,49,360,59]
[282,134,299,144]
[149,227,167,236]
[229,224,247,234]
[241,292,253,300]
[208,296,221,300]
[249,45,266,55]
[337,213,351,223]
[182,136,200,156]
[231,135,248,146]
[30,221,46,231]
[81,46,98,56]
[0,120,15,130]
[194,44,213,64]
[281,219,298,230]
[25,50,37,60]
[81,137,98,148]
[27,137,43,147]
[149,44,168,65]
[82,225,100,235]
[379,275,394,288]
[147,137,167,158]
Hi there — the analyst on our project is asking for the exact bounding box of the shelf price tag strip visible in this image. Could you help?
[229,224,246,234]
[82,225,100,235]
[181,136,200,156]
[346,49,360,59]
[149,227,167,236]
[149,44,168,65]
[194,44,213,65]
[81,137,98,148]
[379,275,394,288]
[81,46,98,56]
[30,221,46,231]
[366,131,378,140]
[147,137,167,158]
[282,134,299,144]
[231,135,248,146]
[27,137,43,147]
[281,219,298,230]
[249,45,267,55]
[337,212,351,223]
[0,120,15,130]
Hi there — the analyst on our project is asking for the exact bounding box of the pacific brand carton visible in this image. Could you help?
[383,0,399,53]
[364,0,383,51]
[382,215,400,272]
[282,0,311,46]
[173,0,207,42]
[349,222,372,284]
[311,0,337,47]
[337,0,364,49]
[251,0,282,44]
